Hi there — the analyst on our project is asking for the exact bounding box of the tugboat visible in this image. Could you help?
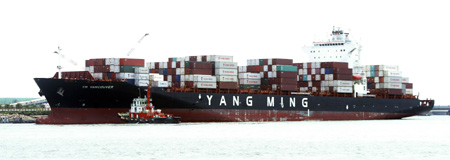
[118,83,181,124]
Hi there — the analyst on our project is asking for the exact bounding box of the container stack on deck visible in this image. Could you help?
[296,62,353,93]
[84,58,145,85]
[146,55,239,89]
[212,56,239,89]
[364,65,413,96]
[245,58,297,91]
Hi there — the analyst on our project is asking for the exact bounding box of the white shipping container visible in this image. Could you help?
[167,75,172,82]
[89,66,95,73]
[381,83,402,89]
[384,71,402,77]
[194,82,217,89]
[321,81,328,87]
[171,62,176,69]
[308,81,312,87]
[240,79,261,85]
[321,68,325,74]
[239,73,261,79]
[307,75,312,81]
[135,80,148,87]
[215,69,238,76]
[380,65,399,71]
[334,87,353,93]
[383,77,402,83]
[211,55,233,62]
[378,71,384,77]
[135,67,149,74]
[180,82,185,88]
[149,74,164,81]
[118,73,135,79]
[196,55,202,62]
[311,68,316,74]
[405,89,413,95]
[272,84,277,91]
[135,74,149,80]
[162,62,168,69]
[402,77,409,83]
[332,80,353,87]
[299,87,308,92]
[217,75,238,82]
[260,72,264,78]
[315,75,321,81]
[152,81,169,87]
[268,58,272,65]
[215,62,237,69]
[193,75,217,82]
[374,77,380,83]
[94,73,103,79]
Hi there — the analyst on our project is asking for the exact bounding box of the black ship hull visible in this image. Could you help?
[34,78,433,124]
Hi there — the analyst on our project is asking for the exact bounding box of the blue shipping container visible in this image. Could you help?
[176,75,181,82]
[303,75,308,81]
[125,79,135,85]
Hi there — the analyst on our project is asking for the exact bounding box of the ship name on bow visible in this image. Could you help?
[82,86,114,89]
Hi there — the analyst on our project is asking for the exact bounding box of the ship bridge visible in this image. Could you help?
[302,27,361,72]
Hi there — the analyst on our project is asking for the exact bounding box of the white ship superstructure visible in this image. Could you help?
[303,27,367,96]
[302,27,363,74]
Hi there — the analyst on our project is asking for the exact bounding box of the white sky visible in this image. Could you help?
[0,0,448,105]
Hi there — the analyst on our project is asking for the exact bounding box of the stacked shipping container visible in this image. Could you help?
[147,55,237,89]
[245,58,297,91]
[365,65,413,95]
[296,62,353,93]
[84,58,145,85]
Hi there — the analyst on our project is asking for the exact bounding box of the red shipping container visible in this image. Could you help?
[218,82,239,89]
[320,62,348,68]
[367,77,375,83]
[246,66,260,73]
[167,69,176,75]
[188,62,212,69]
[270,78,297,85]
[292,63,303,69]
[333,74,353,80]
[275,71,297,78]
[155,62,160,69]
[202,56,207,62]
[263,72,269,78]
[271,59,293,65]
[120,58,145,66]
[403,83,413,89]
[186,69,212,75]
[298,81,309,87]
[334,68,352,74]
[277,84,297,91]
[189,56,197,61]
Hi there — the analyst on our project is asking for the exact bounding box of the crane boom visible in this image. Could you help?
[127,33,149,56]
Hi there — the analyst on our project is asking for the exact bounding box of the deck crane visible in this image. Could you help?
[54,46,77,79]
[127,33,149,56]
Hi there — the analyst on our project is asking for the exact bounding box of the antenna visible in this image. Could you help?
[127,33,149,56]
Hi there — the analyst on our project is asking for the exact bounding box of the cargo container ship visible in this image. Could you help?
[34,27,434,124]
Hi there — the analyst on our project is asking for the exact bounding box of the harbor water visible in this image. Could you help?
[1,116,450,160]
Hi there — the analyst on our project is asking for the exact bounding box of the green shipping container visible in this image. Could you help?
[120,65,140,73]
[262,78,269,85]
[276,65,298,72]
[259,59,264,66]
[240,84,261,90]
